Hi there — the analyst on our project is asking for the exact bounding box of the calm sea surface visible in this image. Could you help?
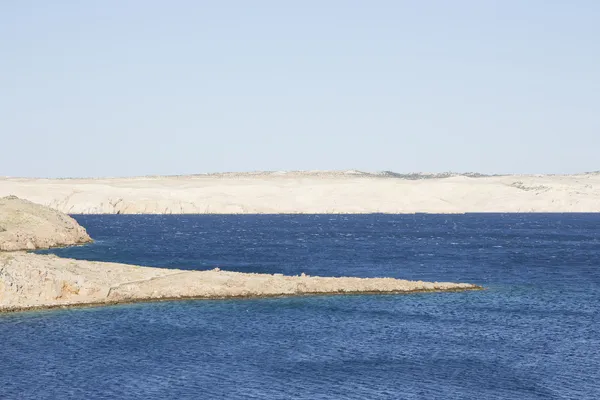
[1,214,599,399]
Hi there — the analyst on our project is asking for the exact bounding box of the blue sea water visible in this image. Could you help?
[1,214,600,399]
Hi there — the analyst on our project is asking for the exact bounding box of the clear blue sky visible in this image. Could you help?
[1,1,598,177]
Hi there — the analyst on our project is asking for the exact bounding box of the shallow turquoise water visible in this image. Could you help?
[2,214,599,399]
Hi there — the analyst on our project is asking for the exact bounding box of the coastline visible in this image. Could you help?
[1,194,482,313]
[0,252,482,313]
[2,171,599,214]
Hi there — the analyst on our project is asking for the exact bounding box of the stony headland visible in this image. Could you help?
[1,170,599,214]
[0,196,92,251]
[0,196,481,312]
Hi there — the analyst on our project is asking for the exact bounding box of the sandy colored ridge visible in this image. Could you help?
[1,170,600,214]
[0,196,481,312]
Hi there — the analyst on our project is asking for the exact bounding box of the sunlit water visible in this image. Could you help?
[2,214,599,399]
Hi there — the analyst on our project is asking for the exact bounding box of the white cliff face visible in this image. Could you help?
[0,196,92,251]
[1,171,599,214]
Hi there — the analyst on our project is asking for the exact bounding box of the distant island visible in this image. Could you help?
[1,170,599,214]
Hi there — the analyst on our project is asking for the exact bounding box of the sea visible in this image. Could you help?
[1,214,599,399]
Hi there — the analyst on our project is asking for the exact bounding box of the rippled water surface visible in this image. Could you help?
[2,214,600,399]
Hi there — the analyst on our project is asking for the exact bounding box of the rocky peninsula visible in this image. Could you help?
[0,196,481,312]
[1,170,599,214]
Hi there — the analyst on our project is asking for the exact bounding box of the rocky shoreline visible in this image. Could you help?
[0,252,481,312]
[0,196,92,251]
[0,196,482,312]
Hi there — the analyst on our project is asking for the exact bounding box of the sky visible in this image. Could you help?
[1,1,599,178]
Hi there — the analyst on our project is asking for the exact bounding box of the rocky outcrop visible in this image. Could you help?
[0,196,92,251]
[0,253,481,311]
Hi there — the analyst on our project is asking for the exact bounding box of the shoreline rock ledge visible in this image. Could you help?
[0,197,482,312]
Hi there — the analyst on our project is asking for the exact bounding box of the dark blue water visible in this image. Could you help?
[2,214,599,399]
